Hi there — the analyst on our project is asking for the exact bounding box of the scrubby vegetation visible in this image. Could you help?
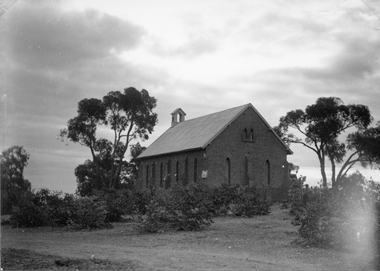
[9,189,112,230]
[1,248,133,270]
[289,172,379,255]
[138,183,270,232]
[6,183,271,232]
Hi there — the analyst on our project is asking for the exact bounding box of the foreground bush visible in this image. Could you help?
[10,189,112,229]
[95,189,136,222]
[138,184,214,232]
[67,197,112,230]
[294,172,379,251]
[138,183,271,233]
[9,183,271,232]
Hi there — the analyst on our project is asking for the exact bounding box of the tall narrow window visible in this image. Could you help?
[226,158,231,184]
[245,156,249,185]
[184,156,189,186]
[176,160,180,182]
[166,159,171,189]
[250,129,254,141]
[244,128,248,140]
[152,162,156,185]
[266,160,271,185]
[193,158,198,183]
[146,164,149,186]
[160,162,163,187]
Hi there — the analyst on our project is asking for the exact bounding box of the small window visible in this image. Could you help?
[226,157,231,184]
[146,164,149,186]
[243,128,254,142]
[266,160,271,185]
[176,160,180,182]
[184,156,189,185]
[166,159,172,189]
[194,158,198,183]
[245,156,249,185]
[160,162,163,186]
[152,162,156,185]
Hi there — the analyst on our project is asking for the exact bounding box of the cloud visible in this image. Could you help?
[5,2,144,69]
[2,1,167,123]
[150,36,219,58]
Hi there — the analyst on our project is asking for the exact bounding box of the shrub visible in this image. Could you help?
[133,189,154,215]
[241,187,270,216]
[288,176,307,225]
[138,183,213,232]
[10,192,50,227]
[297,172,379,249]
[169,183,214,230]
[210,183,241,209]
[68,197,112,230]
[138,183,271,233]
[9,189,112,230]
[96,189,136,222]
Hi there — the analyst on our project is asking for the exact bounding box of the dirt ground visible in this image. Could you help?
[1,204,377,271]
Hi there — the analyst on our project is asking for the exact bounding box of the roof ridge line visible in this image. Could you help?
[183,103,251,123]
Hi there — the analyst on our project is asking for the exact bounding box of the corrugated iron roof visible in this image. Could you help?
[137,103,292,159]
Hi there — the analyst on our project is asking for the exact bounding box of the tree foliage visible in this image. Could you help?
[275,97,378,187]
[1,146,31,214]
[60,87,157,194]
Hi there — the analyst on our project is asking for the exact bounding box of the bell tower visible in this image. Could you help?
[171,108,186,127]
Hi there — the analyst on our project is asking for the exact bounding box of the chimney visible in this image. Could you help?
[171,108,186,127]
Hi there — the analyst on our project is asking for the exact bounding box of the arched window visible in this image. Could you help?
[245,156,249,185]
[244,128,248,140]
[193,158,198,183]
[176,160,180,182]
[165,159,172,189]
[152,162,156,185]
[146,164,149,186]
[226,157,231,184]
[250,129,254,141]
[160,162,164,187]
[266,160,271,185]
[184,156,189,186]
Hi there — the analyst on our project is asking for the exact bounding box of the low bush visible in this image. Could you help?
[9,189,112,229]
[9,183,272,232]
[296,172,379,250]
[231,186,270,217]
[96,189,136,222]
[138,183,271,233]
[138,183,214,232]
[67,196,112,230]
[210,183,242,210]
[10,191,50,227]
[288,176,306,225]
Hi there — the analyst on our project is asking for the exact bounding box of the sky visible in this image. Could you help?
[1,0,380,193]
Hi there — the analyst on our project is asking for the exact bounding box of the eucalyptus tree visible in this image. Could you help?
[274,97,378,187]
[1,146,31,213]
[60,87,157,193]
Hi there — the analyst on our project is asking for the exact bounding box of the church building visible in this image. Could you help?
[136,104,292,198]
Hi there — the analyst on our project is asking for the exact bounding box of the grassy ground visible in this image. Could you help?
[1,248,136,270]
[1,204,378,271]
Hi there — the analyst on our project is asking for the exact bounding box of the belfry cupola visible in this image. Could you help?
[171,108,186,127]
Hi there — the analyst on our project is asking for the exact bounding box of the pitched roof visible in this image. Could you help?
[137,103,292,159]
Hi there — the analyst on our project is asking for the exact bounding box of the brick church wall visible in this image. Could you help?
[205,107,289,188]
[137,107,290,191]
